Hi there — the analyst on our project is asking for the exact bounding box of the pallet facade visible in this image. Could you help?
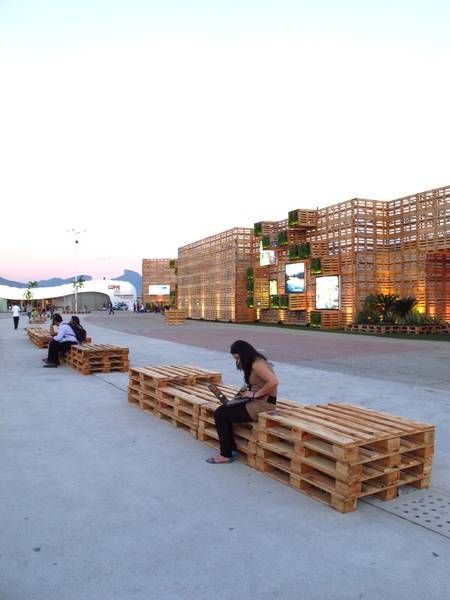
[141,185,449,326]
[142,258,177,307]
[250,185,450,326]
[177,228,255,322]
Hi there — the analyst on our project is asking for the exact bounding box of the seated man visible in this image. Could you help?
[43,314,78,368]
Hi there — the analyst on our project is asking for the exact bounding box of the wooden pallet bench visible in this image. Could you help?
[27,327,50,348]
[164,309,186,326]
[345,323,449,335]
[126,364,435,513]
[198,396,305,468]
[66,343,128,375]
[27,327,92,349]
[255,403,434,512]
[128,364,222,415]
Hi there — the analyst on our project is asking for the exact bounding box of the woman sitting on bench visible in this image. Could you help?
[42,314,78,368]
[206,339,278,464]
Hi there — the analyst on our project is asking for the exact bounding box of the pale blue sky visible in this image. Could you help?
[1,0,449,280]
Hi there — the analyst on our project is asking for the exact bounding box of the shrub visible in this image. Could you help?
[262,235,270,250]
[298,242,311,259]
[288,245,299,260]
[288,210,298,226]
[277,230,288,246]
[270,295,280,308]
[310,311,321,327]
[310,257,321,275]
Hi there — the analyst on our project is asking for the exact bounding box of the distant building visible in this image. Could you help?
[142,259,177,307]
[0,279,137,312]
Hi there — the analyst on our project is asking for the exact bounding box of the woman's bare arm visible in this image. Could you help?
[244,360,278,399]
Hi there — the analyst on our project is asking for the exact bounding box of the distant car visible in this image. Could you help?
[113,302,129,311]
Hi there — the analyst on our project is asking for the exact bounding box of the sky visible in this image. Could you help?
[1,0,449,282]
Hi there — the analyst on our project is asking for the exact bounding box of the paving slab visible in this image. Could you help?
[0,314,449,600]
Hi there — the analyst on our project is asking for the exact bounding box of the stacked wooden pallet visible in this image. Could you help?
[126,365,434,512]
[198,396,302,468]
[255,403,434,512]
[128,365,222,435]
[27,327,50,348]
[345,323,448,335]
[27,327,93,348]
[66,343,129,375]
[164,309,186,325]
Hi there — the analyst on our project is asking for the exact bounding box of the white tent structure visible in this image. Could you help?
[0,279,137,312]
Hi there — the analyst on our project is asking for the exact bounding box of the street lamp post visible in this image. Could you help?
[67,228,86,313]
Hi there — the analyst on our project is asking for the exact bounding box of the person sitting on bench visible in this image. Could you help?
[206,339,278,464]
[42,314,78,368]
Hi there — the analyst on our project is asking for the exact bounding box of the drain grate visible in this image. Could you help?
[363,487,450,539]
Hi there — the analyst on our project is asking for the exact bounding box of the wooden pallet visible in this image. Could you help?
[27,327,50,348]
[256,403,434,512]
[164,310,186,325]
[27,328,93,349]
[128,365,222,418]
[66,344,129,375]
[345,323,448,335]
[198,395,259,467]
[126,364,435,513]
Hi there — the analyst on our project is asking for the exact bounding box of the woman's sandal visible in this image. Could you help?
[206,456,235,464]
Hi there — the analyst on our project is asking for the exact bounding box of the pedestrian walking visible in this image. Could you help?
[12,303,21,330]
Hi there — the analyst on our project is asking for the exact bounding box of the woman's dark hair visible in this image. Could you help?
[70,315,80,326]
[52,313,63,324]
[230,340,266,384]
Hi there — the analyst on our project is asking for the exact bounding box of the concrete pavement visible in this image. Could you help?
[1,313,449,600]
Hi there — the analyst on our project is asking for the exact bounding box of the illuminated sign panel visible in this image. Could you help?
[259,242,277,267]
[285,263,305,293]
[148,284,170,295]
[269,280,278,295]
[315,276,340,309]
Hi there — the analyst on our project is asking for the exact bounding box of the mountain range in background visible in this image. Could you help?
[0,270,142,293]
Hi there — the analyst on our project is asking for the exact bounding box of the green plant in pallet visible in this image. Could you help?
[310,311,321,327]
[277,230,288,246]
[246,279,254,293]
[298,242,310,259]
[310,257,322,274]
[169,259,176,269]
[270,295,280,308]
[288,210,299,226]
[254,222,262,236]
[246,267,254,280]
[279,295,289,309]
[246,296,254,308]
[261,235,271,250]
[288,245,299,260]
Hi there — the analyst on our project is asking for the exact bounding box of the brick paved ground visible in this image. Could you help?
[86,311,450,391]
